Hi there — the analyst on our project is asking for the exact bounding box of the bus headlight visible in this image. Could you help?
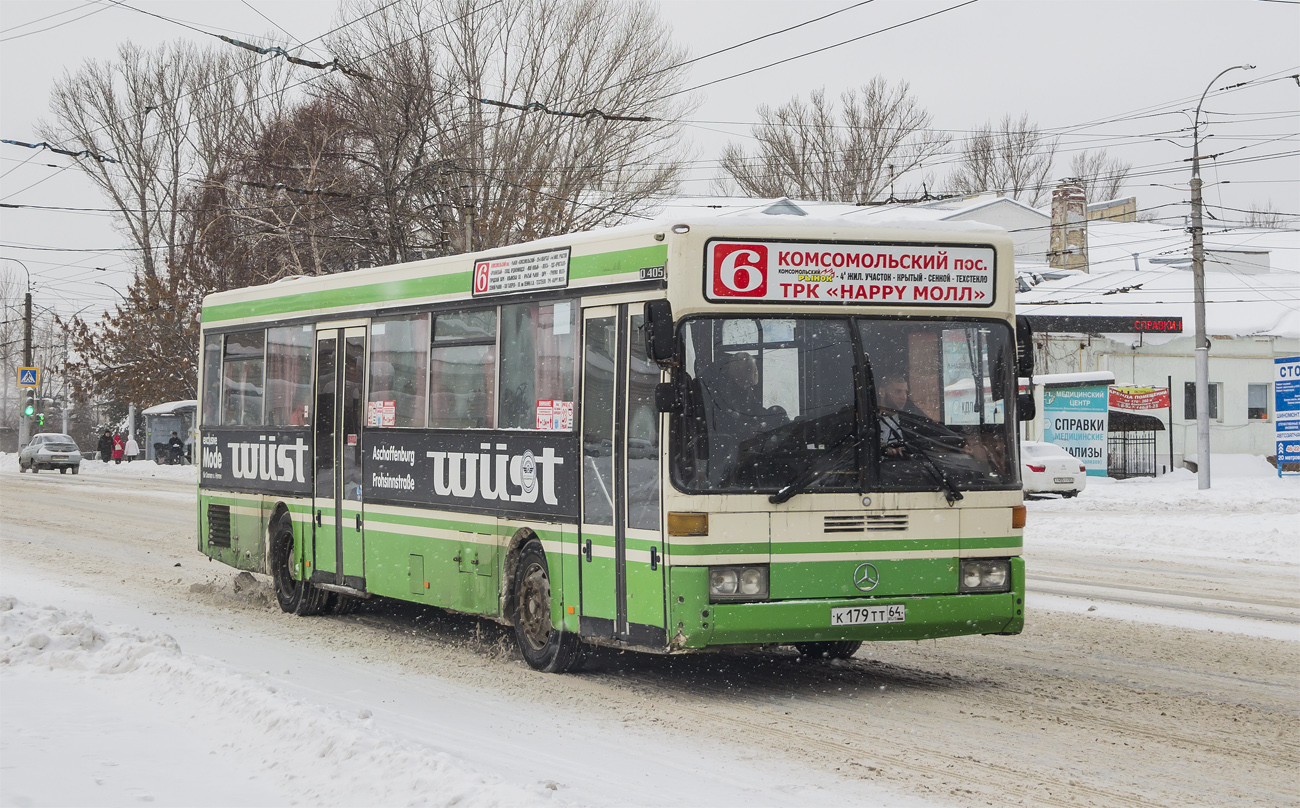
[709,565,768,602]
[959,559,1011,593]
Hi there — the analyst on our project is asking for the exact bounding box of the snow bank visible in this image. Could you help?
[1024,455,1299,563]
[0,451,197,482]
[0,597,565,807]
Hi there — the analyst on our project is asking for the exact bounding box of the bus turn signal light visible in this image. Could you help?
[667,512,708,536]
[1012,505,1026,529]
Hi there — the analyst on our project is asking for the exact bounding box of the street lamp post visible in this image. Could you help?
[3,258,34,445]
[1189,64,1253,490]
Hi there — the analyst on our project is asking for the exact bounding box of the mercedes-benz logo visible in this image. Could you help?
[853,562,880,592]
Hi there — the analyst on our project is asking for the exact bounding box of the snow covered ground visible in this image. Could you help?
[0,452,197,482]
[2,454,1295,807]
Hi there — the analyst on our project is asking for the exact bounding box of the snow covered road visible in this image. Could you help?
[2,459,1297,807]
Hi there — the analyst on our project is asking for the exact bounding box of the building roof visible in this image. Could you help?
[1017,222,1300,340]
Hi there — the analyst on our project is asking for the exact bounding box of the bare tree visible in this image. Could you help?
[948,113,1058,206]
[1069,149,1131,202]
[715,78,948,203]
[1245,203,1289,229]
[39,41,202,281]
[320,0,696,259]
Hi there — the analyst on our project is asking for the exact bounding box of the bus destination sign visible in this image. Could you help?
[705,240,996,307]
[472,247,570,296]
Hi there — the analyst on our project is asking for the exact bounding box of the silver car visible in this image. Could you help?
[18,433,82,474]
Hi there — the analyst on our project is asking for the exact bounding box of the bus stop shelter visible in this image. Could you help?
[142,400,197,462]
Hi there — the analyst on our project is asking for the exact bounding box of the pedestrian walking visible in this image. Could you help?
[112,433,125,464]
[97,431,113,463]
[125,435,140,462]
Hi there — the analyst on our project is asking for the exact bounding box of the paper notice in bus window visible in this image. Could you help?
[473,247,570,296]
[536,400,573,431]
[366,400,396,427]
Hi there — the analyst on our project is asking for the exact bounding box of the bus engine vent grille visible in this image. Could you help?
[865,514,909,532]
[823,515,865,533]
[207,504,232,548]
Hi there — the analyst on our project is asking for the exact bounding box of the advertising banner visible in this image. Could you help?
[1108,385,1170,412]
[200,428,313,495]
[705,239,996,306]
[364,430,579,518]
[1042,385,1109,476]
[1275,356,1300,473]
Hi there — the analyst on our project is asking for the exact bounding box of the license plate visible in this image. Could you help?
[830,604,906,626]
[52,455,68,460]
[1054,476,1073,484]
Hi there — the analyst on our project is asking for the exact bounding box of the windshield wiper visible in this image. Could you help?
[769,429,863,505]
[888,420,965,506]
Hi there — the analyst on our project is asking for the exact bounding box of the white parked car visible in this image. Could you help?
[18,433,82,474]
[1020,441,1086,498]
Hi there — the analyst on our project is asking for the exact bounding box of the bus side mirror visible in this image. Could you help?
[1017,389,1036,422]
[655,382,682,413]
[1015,314,1036,422]
[1015,315,1035,379]
[644,300,676,366]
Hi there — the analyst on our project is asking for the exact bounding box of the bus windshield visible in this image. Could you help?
[671,316,1018,496]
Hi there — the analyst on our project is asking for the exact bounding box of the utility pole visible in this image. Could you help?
[1189,64,1253,490]
[20,289,32,446]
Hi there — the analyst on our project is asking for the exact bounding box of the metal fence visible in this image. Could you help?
[1107,431,1158,479]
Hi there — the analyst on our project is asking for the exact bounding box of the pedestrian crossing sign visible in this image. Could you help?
[17,367,38,388]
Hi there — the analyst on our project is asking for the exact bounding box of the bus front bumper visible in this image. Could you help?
[673,589,1025,649]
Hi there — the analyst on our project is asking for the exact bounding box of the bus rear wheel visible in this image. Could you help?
[512,542,583,673]
[795,640,862,660]
[271,518,327,616]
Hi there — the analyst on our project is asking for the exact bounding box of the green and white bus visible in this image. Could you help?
[197,217,1032,671]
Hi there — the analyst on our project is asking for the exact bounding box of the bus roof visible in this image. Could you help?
[201,217,1014,328]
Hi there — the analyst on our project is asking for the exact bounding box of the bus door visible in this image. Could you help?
[313,323,368,591]
[579,305,666,644]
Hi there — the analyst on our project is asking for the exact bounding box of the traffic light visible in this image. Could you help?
[36,413,45,426]
[22,394,34,418]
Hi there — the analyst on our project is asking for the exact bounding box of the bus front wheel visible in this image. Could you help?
[795,640,862,660]
[271,518,328,616]
[512,542,583,673]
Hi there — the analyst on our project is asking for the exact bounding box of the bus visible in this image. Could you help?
[197,216,1032,672]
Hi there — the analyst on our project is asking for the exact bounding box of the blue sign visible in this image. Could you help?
[1275,356,1300,476]
[1042,385,1109,477]
[17,367,38,388]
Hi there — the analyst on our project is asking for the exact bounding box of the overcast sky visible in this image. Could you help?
[1,0,1297,316]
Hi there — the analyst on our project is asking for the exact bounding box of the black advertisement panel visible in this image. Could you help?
[364,430,580,519]
[200,427,313,496]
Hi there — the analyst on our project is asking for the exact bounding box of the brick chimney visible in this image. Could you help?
[1049,179,1089,273]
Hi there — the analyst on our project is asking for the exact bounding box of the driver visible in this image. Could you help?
[877,374,927,458]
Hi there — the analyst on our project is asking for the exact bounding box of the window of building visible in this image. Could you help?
[430,309,497,429]
[1183,381,1220,421]
[498,300,576,430]
[1248,383,1269,420]
[265,326,314,426]
[222,330,265,426]
[201,334,222,426]
[368,314,429,428]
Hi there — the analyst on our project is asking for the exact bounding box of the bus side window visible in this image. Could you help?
[368,315,429,428]
[222,330,265,426]
[499,301,576,430]
[430,309,497,429]
[265,325,313,427]
[201,334,222,426]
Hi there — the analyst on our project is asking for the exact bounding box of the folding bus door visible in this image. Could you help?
[579,304,667,645]
[313,323,368,592]
[622,308,666,646]
[579,306,618,637]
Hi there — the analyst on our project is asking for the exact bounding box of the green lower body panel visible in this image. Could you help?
[670,557,1024,649]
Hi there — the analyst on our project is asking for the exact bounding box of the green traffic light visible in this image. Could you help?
[23,403,34,417]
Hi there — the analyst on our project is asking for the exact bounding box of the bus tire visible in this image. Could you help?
[271,518,327,616]
[512,541,583,673]
[795,640,862,660]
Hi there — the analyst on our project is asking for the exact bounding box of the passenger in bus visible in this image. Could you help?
[713,352,787,426]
